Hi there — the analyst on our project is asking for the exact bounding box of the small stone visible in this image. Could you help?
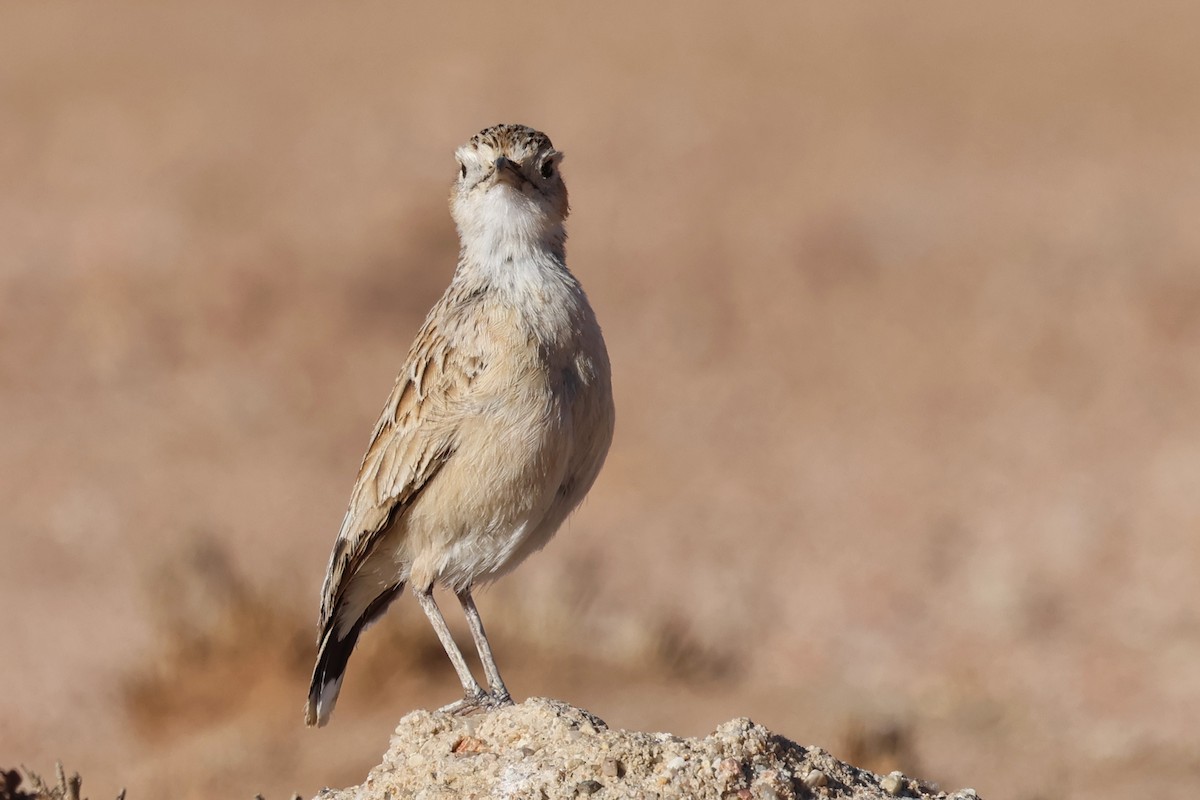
[881,771,907,796]
[717,758,742,782]
[802,769,827,789]
[450,736,488,755]
[665,756,687,772]
[601,758,623,778]
[574,779,603,795]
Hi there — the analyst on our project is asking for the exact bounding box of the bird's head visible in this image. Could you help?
[450,124,569,259]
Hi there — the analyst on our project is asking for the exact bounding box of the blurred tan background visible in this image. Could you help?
[3,1,1199,797]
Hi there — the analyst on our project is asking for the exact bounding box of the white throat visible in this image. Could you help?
[458,187,565,264]
[456,187,569,291]
[453,189,582,342]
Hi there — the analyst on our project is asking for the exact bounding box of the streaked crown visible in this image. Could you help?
[467,124,555,158]
[451,123,569,241]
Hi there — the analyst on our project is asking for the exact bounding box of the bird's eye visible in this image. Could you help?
[459,163,467,179]
[539,159,555,179]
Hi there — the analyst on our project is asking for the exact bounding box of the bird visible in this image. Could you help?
[304,124,615,727]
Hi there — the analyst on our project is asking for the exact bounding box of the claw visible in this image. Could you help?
[437,690,513,716]
[438,690,488,715]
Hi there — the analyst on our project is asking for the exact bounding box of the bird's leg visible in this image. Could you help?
[414,586,487,713]
[457,588,513,706]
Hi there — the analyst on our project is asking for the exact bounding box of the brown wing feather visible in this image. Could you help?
[316,294,486,638]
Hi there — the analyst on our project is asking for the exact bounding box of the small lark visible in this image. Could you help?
[305,124,615,727]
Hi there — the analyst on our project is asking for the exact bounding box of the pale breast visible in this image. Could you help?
[396,285,610,590]
[488,295,616,578]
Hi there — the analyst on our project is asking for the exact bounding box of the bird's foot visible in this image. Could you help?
[437,689,513,716]
[438,690,490,716]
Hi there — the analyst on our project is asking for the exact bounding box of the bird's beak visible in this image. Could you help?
[493,156,525,187]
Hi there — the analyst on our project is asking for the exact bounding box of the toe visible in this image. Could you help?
[438,689,491,716]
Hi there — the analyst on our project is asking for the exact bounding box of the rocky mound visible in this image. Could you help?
[314,698,980,800]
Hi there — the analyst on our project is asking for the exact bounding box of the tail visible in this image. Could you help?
[305,582,405,727]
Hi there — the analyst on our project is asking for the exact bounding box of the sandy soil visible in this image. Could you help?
[2,2,1199,798]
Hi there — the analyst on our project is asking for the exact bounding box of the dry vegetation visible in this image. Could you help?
[3,1,1200,798]
[1,765,123,800]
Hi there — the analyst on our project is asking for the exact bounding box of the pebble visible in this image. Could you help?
[881,771,907,796]
[802,769,827,788]
[450,736,488,755]
[717,758,742,782]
